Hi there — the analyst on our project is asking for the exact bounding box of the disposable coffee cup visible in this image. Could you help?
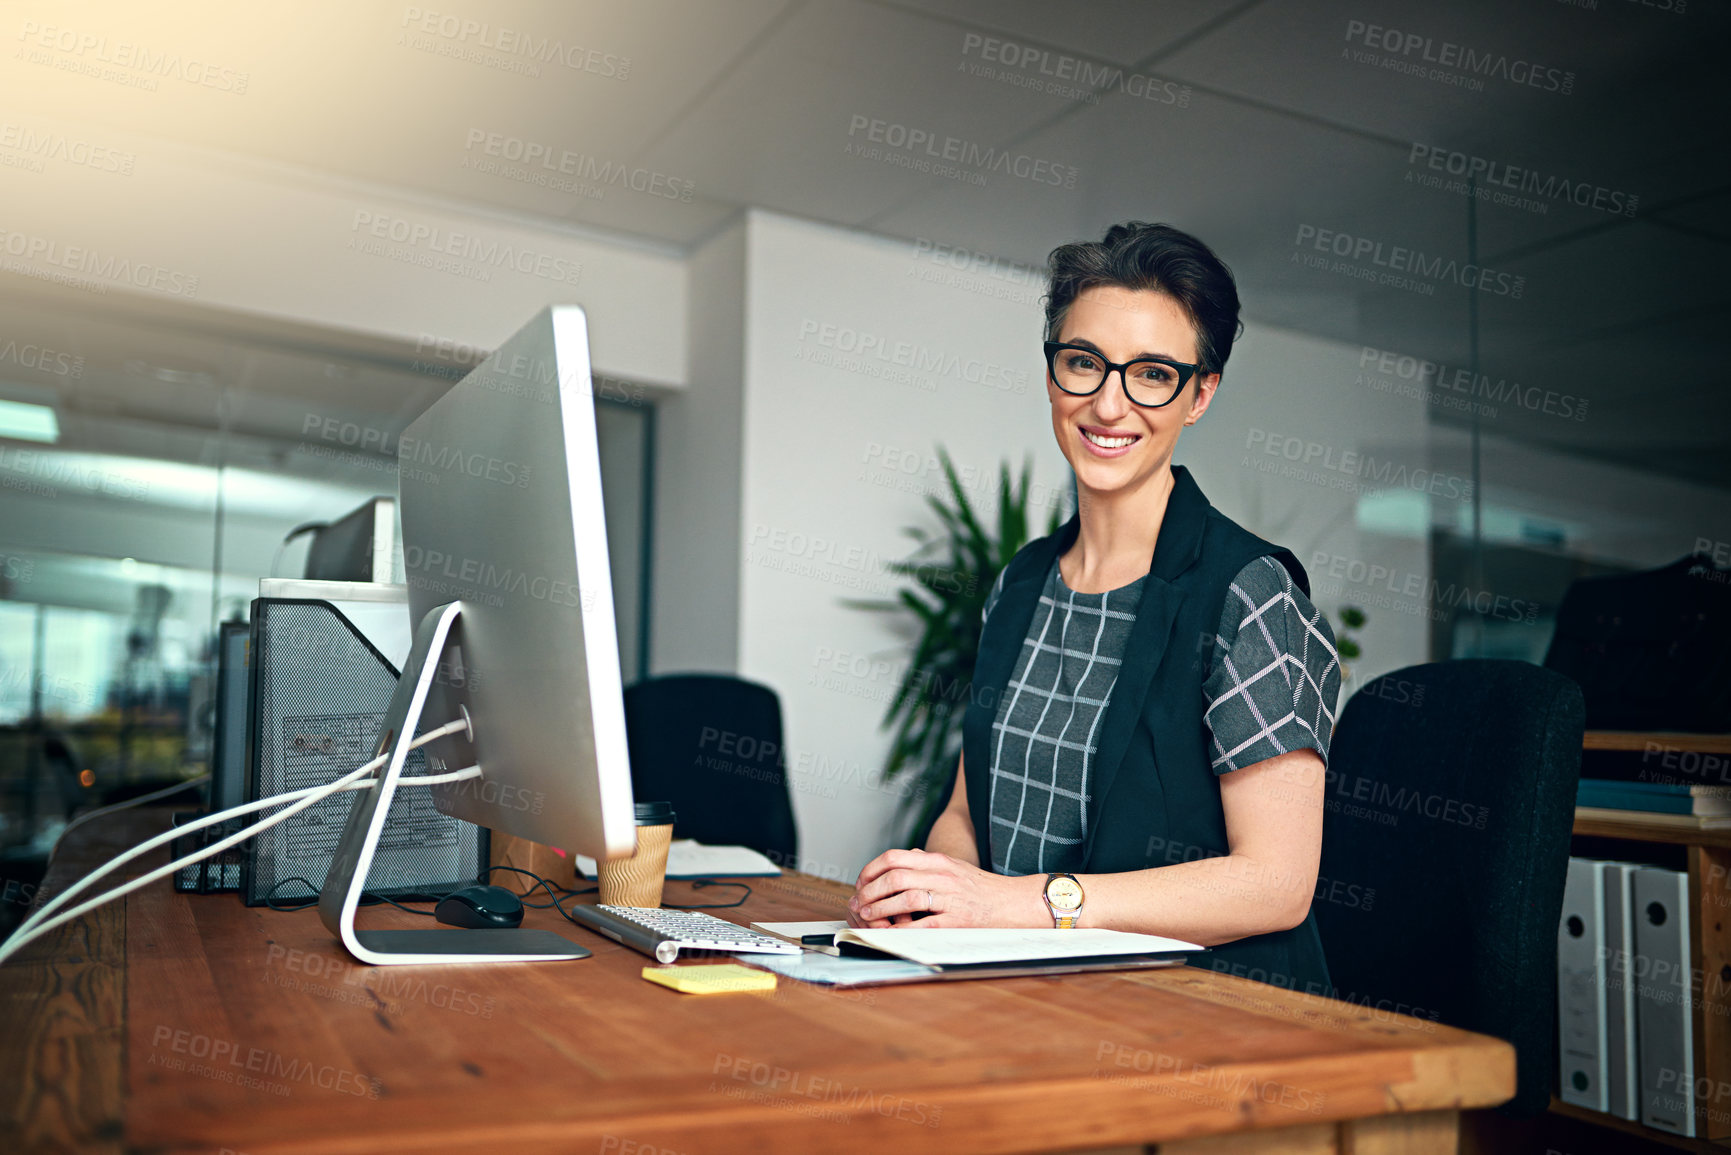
[597,801,676,907]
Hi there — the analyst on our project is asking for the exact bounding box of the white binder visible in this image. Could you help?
[1558,858,1608,1110]
[1602,862,1639,1120]
[1633,866,1695,1136]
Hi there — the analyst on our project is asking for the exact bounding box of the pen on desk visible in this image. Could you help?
[802,933,840,955]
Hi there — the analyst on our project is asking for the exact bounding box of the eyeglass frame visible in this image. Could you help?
[1042,341,1203,409]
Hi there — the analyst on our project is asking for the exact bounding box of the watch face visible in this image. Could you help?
[1046,875,1083,911]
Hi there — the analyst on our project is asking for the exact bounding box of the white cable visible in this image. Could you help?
[0,762,482,967]
[3,768,365,964]
[50,774,213,860]
[16,718,468,941]
[24,760,376,937]
[6,718,471,959]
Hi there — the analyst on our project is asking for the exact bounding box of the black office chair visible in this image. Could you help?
[1314,659,1584,1119]
[621,674,798,862]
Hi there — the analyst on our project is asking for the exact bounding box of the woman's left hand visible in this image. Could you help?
[847,849,1043,929]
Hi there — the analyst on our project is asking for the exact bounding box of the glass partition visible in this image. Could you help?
[0,286,655,857]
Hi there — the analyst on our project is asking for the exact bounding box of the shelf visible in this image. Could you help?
[1585,731,1731,755]
[1573,807,1731,849]
[1565,745,1731,1150]
[1548,1097,1730,1153]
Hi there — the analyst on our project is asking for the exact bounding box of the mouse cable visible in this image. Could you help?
[262,865,602,920]
[1,719,474,966]
[262,876,439,916]
[480,865,595,909]
[478,865,602,929]
[534,867,752,917]
[335,865,758,937]
[664,880,751,909]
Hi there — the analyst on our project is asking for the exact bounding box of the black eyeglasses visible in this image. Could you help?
[1043,341,1200,408]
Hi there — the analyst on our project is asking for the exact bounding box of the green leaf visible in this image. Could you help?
[847,445,1054,843]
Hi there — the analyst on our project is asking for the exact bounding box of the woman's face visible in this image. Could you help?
[1047,285,1219,503]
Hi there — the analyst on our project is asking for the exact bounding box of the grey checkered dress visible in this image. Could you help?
[984,555,1339,877]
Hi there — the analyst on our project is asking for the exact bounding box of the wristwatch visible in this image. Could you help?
[1043,873,1085,929]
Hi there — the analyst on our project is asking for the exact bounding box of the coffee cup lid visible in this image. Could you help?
[634,800,676,826]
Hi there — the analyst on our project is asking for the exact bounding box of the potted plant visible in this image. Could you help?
[848,448,1066,844]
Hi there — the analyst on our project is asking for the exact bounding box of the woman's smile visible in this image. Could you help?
[1078,424,1142,457]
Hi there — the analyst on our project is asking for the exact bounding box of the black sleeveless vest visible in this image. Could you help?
[960,465,1333,994]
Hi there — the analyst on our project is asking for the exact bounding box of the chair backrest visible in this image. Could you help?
[622,674,798,862]
[1315,659,1584,1118]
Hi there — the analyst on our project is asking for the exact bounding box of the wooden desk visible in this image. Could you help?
[3,811,1514,1154]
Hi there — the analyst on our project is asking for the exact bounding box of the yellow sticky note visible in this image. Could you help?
[640,964,777,995]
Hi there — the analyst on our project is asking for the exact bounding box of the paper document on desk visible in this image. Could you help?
[737,950,941,986]
[576,839,783,879]
[835,927,1200,966]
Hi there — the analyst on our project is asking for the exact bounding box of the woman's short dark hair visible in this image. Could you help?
[1043,222,1243,376]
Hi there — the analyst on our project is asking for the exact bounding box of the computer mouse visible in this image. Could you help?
[434,884,525,929]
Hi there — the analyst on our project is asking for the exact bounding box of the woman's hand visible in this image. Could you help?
[846,849,1044,929]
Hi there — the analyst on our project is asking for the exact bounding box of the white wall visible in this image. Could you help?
[649,220,747,674]
[1,117,687,385]
[735,210,1061,880]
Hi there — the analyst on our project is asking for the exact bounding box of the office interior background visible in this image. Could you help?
[0,0,1722,888]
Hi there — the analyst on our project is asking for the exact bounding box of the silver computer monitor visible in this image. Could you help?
[318,305,636,965]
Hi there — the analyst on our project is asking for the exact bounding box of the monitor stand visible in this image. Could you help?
[317,600,590,965]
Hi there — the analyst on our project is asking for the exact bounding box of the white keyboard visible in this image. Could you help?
[566,904,802,964]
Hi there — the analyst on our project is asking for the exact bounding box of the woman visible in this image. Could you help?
[847,222,1339,994]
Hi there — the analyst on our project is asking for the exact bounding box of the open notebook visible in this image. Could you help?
[834,927,1201,966]
[741,924,1203,987]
